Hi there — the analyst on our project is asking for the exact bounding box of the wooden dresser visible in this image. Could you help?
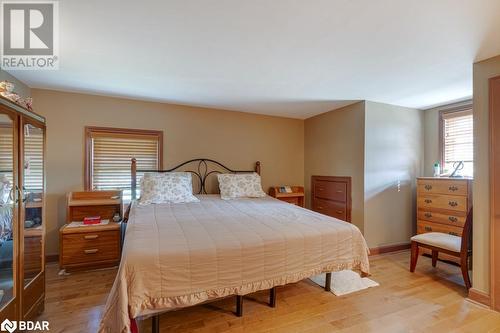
[416,177,472,262]
[311,176,352,222]
[60,191,123,272]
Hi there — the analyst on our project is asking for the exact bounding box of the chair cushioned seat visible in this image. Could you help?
[411,232,461,252]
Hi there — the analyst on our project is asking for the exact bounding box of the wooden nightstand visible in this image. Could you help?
[59,191,123,272]
[269,186,305,207]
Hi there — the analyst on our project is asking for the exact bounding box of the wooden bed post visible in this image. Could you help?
[325,273,332,292]
[131,158,137,200]
[255,161,261,175]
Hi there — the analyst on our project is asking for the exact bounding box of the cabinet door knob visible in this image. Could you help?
[448,216,458,223]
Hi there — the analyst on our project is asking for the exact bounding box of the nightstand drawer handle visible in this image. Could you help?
[424,199,432,204]
[84,235,99,240]
[424,226,432,232]
[449,186,459,192]
[424,212,432,218]
[84,249,99,254]
[424,185,432,191]
[448,201,458,207]
[449,216,458,223]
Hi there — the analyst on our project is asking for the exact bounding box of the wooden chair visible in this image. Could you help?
[410,208,473,289]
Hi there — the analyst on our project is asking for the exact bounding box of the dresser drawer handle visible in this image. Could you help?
[448,216,458,223]
[336,210,343,214]
[84,249,99,254]
[317,206,323,210]
[318,188,324,191]
[424,185,432,191]
[336,190,343,193]
[424,226,432,232]
[424,199,432,204]
[448,186,459,192]
[424,212,432,218]
[84,235,99,240]
[448,232,459,236]
[448,201,458,207]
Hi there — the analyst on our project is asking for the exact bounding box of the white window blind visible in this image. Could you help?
[442,109,473,177]
[0,126,13,183]
[24,126,44,191]
[89,131,160,196]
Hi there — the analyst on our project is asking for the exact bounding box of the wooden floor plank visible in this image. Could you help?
[38,251,500,332]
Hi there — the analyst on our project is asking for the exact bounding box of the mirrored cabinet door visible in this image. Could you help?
[0,111,18,320]
[22,122,44,288]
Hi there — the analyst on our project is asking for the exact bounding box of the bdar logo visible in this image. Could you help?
[0,319,17,333]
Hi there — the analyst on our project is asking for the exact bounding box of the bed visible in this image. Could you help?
[99,159,370,333]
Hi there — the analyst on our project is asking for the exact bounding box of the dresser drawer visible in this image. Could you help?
[417,194,468,212]
[417,220,463,237]
[313,180,347,202]
[417,210,466,227]
[62,230,120,265]
[418,179,468,196]
[313,198,347,221]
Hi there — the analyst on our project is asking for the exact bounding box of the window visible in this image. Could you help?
[439,106,473,177]
[85,127,163,199]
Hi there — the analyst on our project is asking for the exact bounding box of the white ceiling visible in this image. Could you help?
[9,0,500,119]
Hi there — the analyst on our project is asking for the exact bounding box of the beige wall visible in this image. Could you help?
[0,70,31,98]
[31,89,305,255]
[304,102,366,232]
[472,55,500,294]
[423,107,440,176]
[364,101,423,248]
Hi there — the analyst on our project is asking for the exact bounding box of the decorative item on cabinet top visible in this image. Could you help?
[269,186,305,207]
[416,177,472,263]
[311,176,352,223]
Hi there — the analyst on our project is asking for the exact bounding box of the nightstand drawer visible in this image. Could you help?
[62,230,117,245]
[61,232,120,265]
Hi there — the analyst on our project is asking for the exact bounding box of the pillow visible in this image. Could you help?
[217,172,266,200]
[138,172,199,204]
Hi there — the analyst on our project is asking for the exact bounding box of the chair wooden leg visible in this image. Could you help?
[236,295,243,317]
[269,287,276,308]
[151,314,159,333]
[431,250,438,267]
[410,241,419,272]
[461,254,472,290]
[325,272,332,291]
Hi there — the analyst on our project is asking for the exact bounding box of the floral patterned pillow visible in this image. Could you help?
[138,172,199,205]
[217,173,266,200]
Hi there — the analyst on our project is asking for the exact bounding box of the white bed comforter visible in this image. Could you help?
[99,195,370,333]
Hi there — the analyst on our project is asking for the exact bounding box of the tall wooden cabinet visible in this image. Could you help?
[0,96,46,322]
[416,177,472,263]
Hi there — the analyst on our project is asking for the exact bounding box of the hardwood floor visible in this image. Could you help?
[38,251,500,332]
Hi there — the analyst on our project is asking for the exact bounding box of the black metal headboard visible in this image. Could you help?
[130,158,261,199]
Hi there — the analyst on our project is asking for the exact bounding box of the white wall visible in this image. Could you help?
[363,101,424,248]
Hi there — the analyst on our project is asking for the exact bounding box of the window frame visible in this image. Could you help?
[438,103,473,174]
[84,126,163,191]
